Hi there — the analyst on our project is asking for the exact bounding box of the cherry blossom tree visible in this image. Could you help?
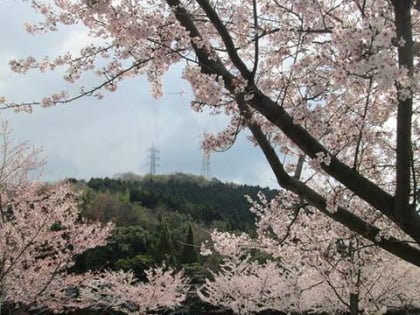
[0,122,189,314]
[0,120,112,313]
[2,1,420,266]
[197,253,299,315]
[251,192,420,315]
[77,267,189,315]
[199,192,420,314]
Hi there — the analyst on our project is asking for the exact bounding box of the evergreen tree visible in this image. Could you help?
[155,213,176,265]
[180,224,198,264]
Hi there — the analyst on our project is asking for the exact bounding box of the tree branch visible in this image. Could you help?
[247,117,420,266]
[251,0,259,79]
[195,0,252,81]
[247,88,420,243]
[165,0,420,262]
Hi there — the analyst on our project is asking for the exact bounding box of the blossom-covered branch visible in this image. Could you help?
[2,0,420,265]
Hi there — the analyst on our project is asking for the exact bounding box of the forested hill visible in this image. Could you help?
[84,172,278,231]
[70,173,278,285]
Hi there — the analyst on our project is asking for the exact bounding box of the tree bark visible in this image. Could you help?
[350,293,359,315]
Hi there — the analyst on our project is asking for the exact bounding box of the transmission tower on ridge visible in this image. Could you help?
[201,150,212,179]
[147,145,160,175]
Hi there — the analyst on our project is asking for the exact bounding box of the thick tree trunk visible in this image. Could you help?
[350,293,359,315]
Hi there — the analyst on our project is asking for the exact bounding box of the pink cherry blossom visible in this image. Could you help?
[0,121,188,313]
[0,0,419,271]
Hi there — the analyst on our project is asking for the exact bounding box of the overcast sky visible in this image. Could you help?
[0,1,278,188]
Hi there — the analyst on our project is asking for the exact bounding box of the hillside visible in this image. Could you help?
[71,173,278,282]
[85,172,277,230]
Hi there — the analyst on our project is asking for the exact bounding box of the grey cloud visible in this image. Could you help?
[0,1,277,188]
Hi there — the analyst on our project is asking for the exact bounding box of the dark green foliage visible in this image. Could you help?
[116,172,277,230]
[154,213,177,265]
[19,174,285,314]
[72,226,153,278]
[180,224,198,264]
[115,254,154,280]
[72,173,278,289]
[87,177,126,193]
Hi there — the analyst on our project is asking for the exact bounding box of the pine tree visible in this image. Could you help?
[155,214,176,265]
[181,224,198,264]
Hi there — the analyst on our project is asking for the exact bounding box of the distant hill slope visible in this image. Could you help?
[86,172,278,231]
[70,173,279,280]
